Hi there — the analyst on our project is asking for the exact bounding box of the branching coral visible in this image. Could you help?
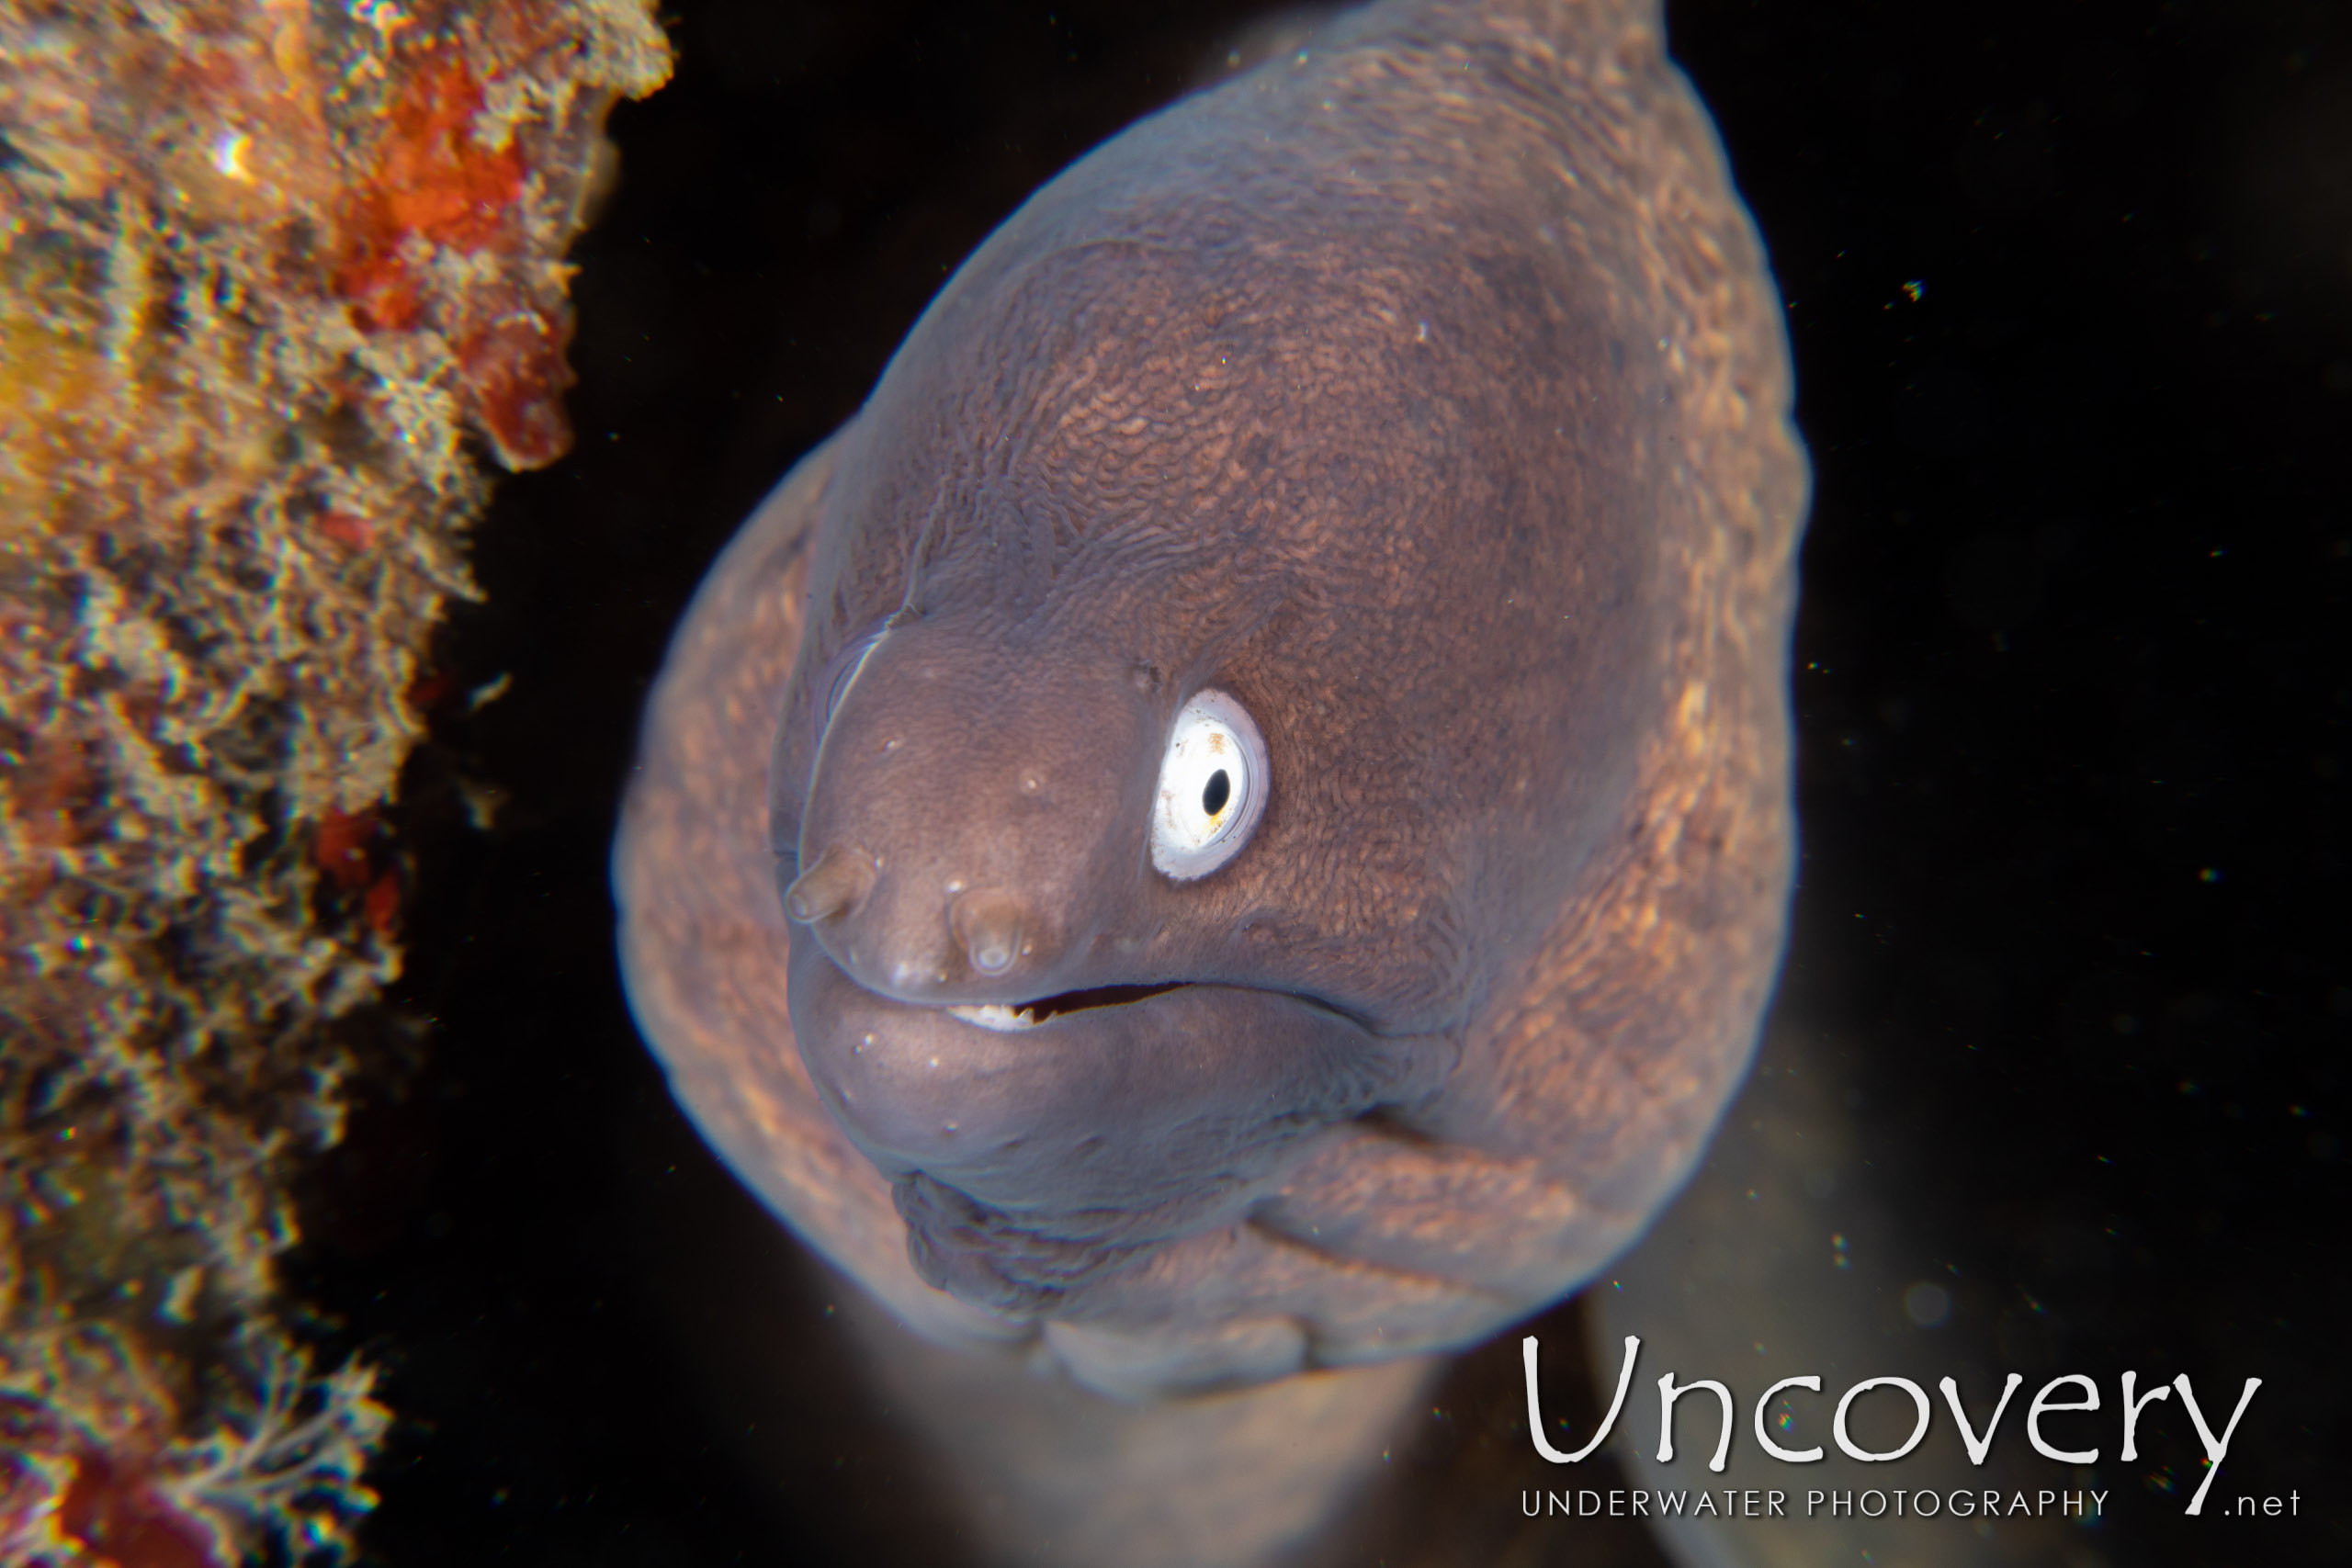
[0,1325,389,1566]
[161,1334,391,1563]
[0,0,670,1560]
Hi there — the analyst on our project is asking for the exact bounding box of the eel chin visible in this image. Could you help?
[784,936,1449,1316]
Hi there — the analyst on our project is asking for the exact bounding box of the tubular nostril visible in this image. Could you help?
[950,889,1024,976]
[786,843,876,924]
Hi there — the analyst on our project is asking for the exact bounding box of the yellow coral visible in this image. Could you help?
[0,0,672,1559]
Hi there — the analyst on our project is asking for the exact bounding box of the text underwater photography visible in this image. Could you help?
[218,1,2352,1567]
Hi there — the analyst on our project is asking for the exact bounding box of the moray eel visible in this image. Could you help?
[616,0,1804,1546]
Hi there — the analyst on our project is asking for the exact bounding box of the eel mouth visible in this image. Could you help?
[787,932,1435,1236]
[945,981,1189,1032]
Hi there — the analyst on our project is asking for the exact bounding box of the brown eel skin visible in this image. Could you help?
[615,0,1804,1559]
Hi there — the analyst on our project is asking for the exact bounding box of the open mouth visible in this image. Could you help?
[945,981,1189,1032]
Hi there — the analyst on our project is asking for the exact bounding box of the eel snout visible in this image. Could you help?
[784,849,1036,987]
[785,626,1158,1007]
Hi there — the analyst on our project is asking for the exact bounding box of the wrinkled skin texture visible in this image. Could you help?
[616,0,1806,1404]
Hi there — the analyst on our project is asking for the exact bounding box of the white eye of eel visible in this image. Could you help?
[940,693,1262,1034]
[1148,688,1268,880]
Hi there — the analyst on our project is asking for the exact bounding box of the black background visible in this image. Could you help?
[291,1,2351,1563]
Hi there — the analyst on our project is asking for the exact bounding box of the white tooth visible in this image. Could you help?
[947,1003,1039,1032]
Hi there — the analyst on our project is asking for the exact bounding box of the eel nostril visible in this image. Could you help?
[950,888,1024,976]
[786,842,875,923]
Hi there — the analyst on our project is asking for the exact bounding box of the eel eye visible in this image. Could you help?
[1150,689,1269,880]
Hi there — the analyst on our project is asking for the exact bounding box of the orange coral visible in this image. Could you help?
[311,810,378,892]
[330,17,614,471]
[57,1450,216,1568]
[338,51,528,333]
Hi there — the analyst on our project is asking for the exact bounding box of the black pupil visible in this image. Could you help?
[1201,770,1231,817]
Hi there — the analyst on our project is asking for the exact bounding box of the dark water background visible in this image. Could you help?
[287,1,2350,1562]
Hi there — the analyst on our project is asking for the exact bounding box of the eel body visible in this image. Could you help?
[616,0,1805,1555]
